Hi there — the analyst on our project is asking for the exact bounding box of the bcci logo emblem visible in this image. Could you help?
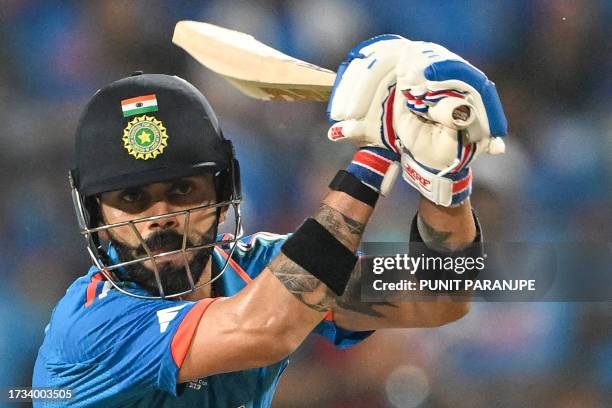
[122,115,168,160]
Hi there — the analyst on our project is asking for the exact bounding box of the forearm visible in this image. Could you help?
[317,191,374,250]
[417,197,477,251]
[267,167,478,331]
[331,198,479,330]
[269,190,373,311]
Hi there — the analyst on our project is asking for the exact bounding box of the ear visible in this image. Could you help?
[218,205,229,224]
[99,228,110,241]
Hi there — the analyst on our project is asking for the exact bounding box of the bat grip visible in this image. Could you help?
[428,97,475,130]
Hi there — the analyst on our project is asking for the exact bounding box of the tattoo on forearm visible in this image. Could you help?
[334,262,396,318]
[342,213,365,235]
[272,202,396,318]
[271,203,367,312]
[417,214,454,252]
[269,255,335,312]
[271,253,395,317]
[313,204,364,250]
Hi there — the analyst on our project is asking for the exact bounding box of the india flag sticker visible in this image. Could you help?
[121,94,158,117]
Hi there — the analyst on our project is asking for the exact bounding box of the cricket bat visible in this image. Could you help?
[172,21,475,129]
[172,21,336,102]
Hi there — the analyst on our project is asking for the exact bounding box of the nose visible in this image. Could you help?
[145,200,180,231]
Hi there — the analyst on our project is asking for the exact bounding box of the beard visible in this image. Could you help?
[111,225,217,297]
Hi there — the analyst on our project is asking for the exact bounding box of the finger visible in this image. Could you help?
[424,60,508,137]
[328,123,348,142]
[342,40,407,118]
[342,57,385,117]
[327,58,351,122]
[328,120,390,150]
[329,55,389,121]
[328,121,368,144]
[328,35,407,122]
[396,41,464,89]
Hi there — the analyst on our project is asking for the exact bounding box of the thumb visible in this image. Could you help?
[328,120,380,145]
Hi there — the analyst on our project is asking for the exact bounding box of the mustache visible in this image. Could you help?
[135,229,194,256]
[108,222,219,297]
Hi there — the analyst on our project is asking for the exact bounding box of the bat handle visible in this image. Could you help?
[428,97,475,130]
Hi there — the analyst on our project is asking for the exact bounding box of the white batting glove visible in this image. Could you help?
[393,41,508,206]
[326,35,410,196]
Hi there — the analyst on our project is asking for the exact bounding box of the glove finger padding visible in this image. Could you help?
[329,35,409,121]
[422,60,508,138]
[326,36,411,200]
[328,119,379,146]
[327,36,410,152]
[327,70,399,152]
[424,79,505,153]
[395,43,507,155]
[395,41,468,89]
[391,41,508,206]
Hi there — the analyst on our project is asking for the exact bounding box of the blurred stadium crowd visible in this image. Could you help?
[0,0,610,407]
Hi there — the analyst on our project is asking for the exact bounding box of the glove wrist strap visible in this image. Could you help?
[401,153,472,206]
[346,147,400,196]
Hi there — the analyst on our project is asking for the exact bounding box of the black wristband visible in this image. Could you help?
[281,218,358,296]
[329,170,379,207]
[409,211,484,288]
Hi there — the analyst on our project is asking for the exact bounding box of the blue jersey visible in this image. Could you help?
[33,232,372,407]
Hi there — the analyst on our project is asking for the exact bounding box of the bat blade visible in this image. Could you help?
[172,21,337,101]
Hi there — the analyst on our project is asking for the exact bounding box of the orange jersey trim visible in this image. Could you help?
[171,297,220,367]
[85,272,104,307]
[214,247,253,284]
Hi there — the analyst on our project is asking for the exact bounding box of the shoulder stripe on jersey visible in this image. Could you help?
[85,272,104,307]
[214,247,253,284]
[236,232,287,251]
[171,297,221,367]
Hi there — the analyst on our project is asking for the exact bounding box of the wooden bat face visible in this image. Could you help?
[172,21,336,101]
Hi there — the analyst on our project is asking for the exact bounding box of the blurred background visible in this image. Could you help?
[0,0,610,407]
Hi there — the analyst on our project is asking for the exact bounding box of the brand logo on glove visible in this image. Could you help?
[330,126,344,140]
[405,164,431,191]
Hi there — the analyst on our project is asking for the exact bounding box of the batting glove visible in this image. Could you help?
[394,41,508,206]
[326,35,409,196]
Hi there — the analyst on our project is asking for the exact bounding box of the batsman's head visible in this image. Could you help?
[70,73,242,299]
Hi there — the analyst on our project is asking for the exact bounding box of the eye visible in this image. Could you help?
[120,189,143,203]
[171,182,193,196]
